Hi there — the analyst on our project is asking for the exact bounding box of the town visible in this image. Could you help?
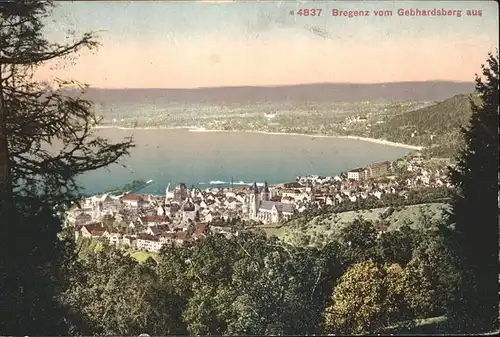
[67,153,452,253]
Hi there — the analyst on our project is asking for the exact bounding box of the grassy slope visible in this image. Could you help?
[125,250,159,263]
[81,239,158,263]
[262,203,450,245]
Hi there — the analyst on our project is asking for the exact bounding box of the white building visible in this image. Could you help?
[347,169,363,181]
[136,235,164,252]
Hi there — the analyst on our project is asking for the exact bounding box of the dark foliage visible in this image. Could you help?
[445,51,499,333]
[0,1,133,334]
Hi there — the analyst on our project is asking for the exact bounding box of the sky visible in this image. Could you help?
[35,0,499,88]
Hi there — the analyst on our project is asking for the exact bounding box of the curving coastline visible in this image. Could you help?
[92,125,423,151]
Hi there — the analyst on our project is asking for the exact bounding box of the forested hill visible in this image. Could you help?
[368,93,479,157]
[75,81,474,104]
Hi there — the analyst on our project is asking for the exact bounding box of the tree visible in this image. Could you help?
[0,1,134,334]
[0,203,86,334]
[323,259,407,335]
[0,0,133,209]
[403,232,462,319]
[226,242,298,335]
[384,263,411,324]
[340,217,378,249]
[179,232,341,336]
[183,284,236,335]
[375,225,423,266]
[339,217,378,263]
[290,241,347,334]
[156,244,191,335]
[63,247,175,335]
[445,51,499,333]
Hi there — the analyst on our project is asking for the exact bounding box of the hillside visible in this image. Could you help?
[367,93,479,156]
[77,81,474,104]
[262,203,450,246]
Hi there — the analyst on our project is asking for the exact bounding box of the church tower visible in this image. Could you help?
[249,181,260,220]
[165,183,171,205]
[261,181,270,201]
[95,201,102,219]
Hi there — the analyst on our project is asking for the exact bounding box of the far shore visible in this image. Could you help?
[92,125,424,151]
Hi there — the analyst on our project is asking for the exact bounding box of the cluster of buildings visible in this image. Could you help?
[73,221,208,253]
[310,167,449,207]
[68,181,299,253]
[67,156,451,253]
[294,157,450,207]
[346,161,391,181]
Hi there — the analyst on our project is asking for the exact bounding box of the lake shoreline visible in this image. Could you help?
[93,125,424,151]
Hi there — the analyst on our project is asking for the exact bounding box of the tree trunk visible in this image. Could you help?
[0,59,12,212]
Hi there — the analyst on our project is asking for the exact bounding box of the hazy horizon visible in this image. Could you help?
[36,1,498,89]
[83,80,473,90]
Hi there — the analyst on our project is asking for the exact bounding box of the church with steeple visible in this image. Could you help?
[247,181,294,224]
[162,182,198,225]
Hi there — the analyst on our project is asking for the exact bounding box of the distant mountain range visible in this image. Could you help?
[79,81,475,104]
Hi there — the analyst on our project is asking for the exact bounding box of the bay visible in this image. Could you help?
[77,128,411,195]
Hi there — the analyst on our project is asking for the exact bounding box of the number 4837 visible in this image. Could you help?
[297,9,322,16]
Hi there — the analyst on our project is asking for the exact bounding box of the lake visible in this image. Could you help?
[77,128,410,195]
